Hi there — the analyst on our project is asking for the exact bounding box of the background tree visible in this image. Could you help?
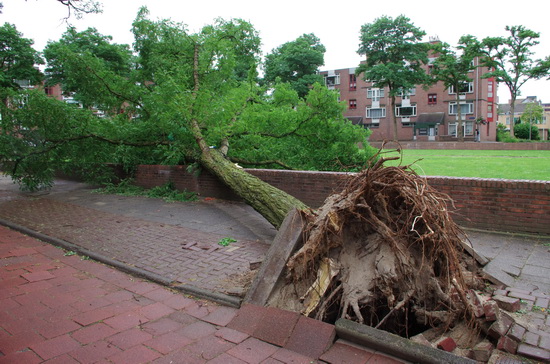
[263,33,325,98]
[520,101,543,140]
[479,25,550,137]
[3,8,375,228]
[43,26,133,112]
[0,23,44,100]
[430,37,479,142]
[356,15,431,141]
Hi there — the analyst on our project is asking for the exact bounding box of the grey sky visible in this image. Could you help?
[3,0,549,102]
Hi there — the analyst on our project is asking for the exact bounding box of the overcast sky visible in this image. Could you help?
[2,0,549,103]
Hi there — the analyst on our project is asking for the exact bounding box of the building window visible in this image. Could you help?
[367,88,384,101]
[448,121,475,136]
[449,82,474,94]
[398,88,416,99]
[349,99,357,109]
[349,74,356,91]
[449,101,474,115]
[395,104,417,117]
[366,107,386,119]
[324,74,340,88]
[428,94,437,105]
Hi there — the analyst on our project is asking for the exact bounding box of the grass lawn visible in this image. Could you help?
[382,149,550,181]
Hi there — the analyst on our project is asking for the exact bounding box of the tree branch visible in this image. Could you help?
[228,157,295,170]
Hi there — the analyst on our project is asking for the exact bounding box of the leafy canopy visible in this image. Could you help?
[356,15,431,140]
[477,25,550,135]
[2,8,375,190]
[263,33,326,98]
[0,23,44,92]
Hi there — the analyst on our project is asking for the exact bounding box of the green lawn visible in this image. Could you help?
[382,149,550,181]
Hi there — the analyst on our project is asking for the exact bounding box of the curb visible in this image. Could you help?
[336,318,476,364]
[0,218,241,308]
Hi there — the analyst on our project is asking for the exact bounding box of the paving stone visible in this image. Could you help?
[107,327,153,350]
[226,337,279,363]
[284,315,335,358]
[178,321,218,340]
[180,335,235,360]
[215,327,250,344]
[492,295,521,312]
[142,317,184,336]
[473,340,494,362]
[30,334,82,361]
[517,343,550,361]
[0,350,43,364]
[143,331,193,355]
[535,297,549,309]
[253,307,300,347]
[523,331,540,346]
[107,344,162,364]
[68,340,122,363]
[71,322,118,345]
[540,335,550,351]
[484,300,500,321]
[507,323,526,342]
[497,335,518,354]
[436,337,457,352]
[227,304,265,336]
[201,306,238,327]
[203,352,247,364]
[21,270,56,283]
[319,340,372,364]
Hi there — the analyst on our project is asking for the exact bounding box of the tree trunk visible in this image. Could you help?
[456,92,464,142]
[199,146,307,228]
[187,43,307,228]
[390,94,398,141]
[509,95,516,137]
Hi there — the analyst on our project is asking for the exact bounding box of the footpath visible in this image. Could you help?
[1,175,549,363]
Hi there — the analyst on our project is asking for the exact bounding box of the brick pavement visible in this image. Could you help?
[0,225,407,363]
[0,197,268,297]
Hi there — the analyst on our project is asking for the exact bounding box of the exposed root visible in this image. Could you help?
[278,150,477,337]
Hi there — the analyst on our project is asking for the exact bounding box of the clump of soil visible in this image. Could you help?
[270,156,482,337]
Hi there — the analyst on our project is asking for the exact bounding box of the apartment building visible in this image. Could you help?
[320,59,498,142]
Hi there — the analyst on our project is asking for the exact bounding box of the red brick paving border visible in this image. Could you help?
[1,225,411,363]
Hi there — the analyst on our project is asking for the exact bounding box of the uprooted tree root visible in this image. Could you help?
[274,156,480,337]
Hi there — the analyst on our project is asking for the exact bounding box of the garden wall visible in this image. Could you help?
[135,165,550,235]
[369,141,550,150]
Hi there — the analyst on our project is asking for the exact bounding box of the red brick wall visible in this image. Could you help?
[135,165,550,235]
[370,141,550,150]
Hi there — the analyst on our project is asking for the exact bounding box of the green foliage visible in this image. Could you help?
[43,26,134,112]
[218,237,237,247]
[496,123,518,142]
[0,23,44,92]
[3,8,376,191]
[356,15,431,140]
[478,25,550,135]
[95,179,197,202]
[263,33,326,98]
[514,122,540,140]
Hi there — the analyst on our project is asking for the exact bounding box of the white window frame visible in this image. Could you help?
[324,74,340,88]
[449,101,474,115]
[367,88,384,101]
[449,82,474,94]
[395,104,417,117]
[398,88,416,99]
[448,121,475,136]
[366,107,386,119]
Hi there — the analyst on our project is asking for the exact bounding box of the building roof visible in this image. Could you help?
[417,112,445,124]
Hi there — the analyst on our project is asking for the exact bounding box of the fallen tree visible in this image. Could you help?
[267,156,481,337]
